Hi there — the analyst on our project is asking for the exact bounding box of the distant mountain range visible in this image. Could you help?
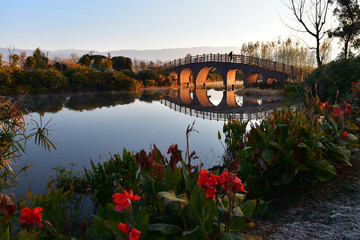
[0,46,242,62]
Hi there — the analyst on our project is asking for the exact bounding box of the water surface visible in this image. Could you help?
[14,88,283,195]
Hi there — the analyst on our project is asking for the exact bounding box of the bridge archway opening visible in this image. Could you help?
[195,67,214,87]
[267,77,277,84]
[235,95,244,107]
[179,68,193,86]
[246,72,259,85]
[257,73,264,83]
[206,89,223,106]
[226,69,244,89]
[204,68,223,88]
[179,88,193,104]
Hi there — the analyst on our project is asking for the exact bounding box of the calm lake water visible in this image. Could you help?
[13,87,283,196]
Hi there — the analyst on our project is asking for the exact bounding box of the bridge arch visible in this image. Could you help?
[178,88,192,104]
[179,68,193,86]
[195,67,213,85]
[246,72,259,85]
[226,69,238,87]
[267,77,277,84]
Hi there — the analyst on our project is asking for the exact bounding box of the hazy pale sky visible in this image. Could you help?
[1,0,304,51]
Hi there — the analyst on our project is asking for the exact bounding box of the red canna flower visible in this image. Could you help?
[334,108,343,116]
[19,207,43,227]
[113,192,131,211]
[118,223,141,240]
[205,188,217,199]
[129,227,141,240]
[197,169,219,200]
[219,170,247,195]
[118,222,128,234]
[343,131,349,139]
[113,189,141,212]
[323,102,328,107]
[126,189,141,202]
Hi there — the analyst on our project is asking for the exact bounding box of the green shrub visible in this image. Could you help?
[85,149,140,210]
[302,56,360,102]
[223,95,359,200]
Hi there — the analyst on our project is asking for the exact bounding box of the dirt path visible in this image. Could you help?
[245,153,360,240]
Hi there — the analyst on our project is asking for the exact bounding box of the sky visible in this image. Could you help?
[0,0,320,52]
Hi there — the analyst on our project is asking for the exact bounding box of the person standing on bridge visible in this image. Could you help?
[229,51,233,62]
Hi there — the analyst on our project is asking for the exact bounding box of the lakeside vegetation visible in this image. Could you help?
[0,48,177,94]
[0,0,360,237]
[0,55,359,239]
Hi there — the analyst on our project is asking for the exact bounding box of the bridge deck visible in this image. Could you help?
[165,53,304,79]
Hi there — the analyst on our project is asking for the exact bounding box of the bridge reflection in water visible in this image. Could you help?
[161,88,283,121]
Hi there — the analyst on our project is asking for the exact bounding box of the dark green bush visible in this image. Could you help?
[302,56,360,102]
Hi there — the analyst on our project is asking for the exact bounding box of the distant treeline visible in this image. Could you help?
[0,48,176,94]
[239,37,326,73]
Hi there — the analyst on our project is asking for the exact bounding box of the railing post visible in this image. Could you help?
[179,58,181,65]
[203,54,205,62]
[196,55,198,63]
[210,53,212,61]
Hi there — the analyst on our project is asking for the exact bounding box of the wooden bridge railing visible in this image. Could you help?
[164,54,304,79]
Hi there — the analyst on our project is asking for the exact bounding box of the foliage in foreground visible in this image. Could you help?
[0,96,55,191]
[0,145,260,239]
[222,81,360,201]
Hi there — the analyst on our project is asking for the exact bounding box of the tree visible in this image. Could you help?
[19,51,26,69]
[284,0,333,67]
[329,0,360,59]
[7,46,15,65]
[32,48,48,69]
[93,56,103,70]
[103,58,113,71]
[26,56,36,69]
[78,54,91,67]
[139,61,146,71]
[111,56,132,71]
[70,52,79,63]
[11,54,20,67]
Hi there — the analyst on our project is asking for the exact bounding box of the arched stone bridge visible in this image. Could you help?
[165,54,304,87]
